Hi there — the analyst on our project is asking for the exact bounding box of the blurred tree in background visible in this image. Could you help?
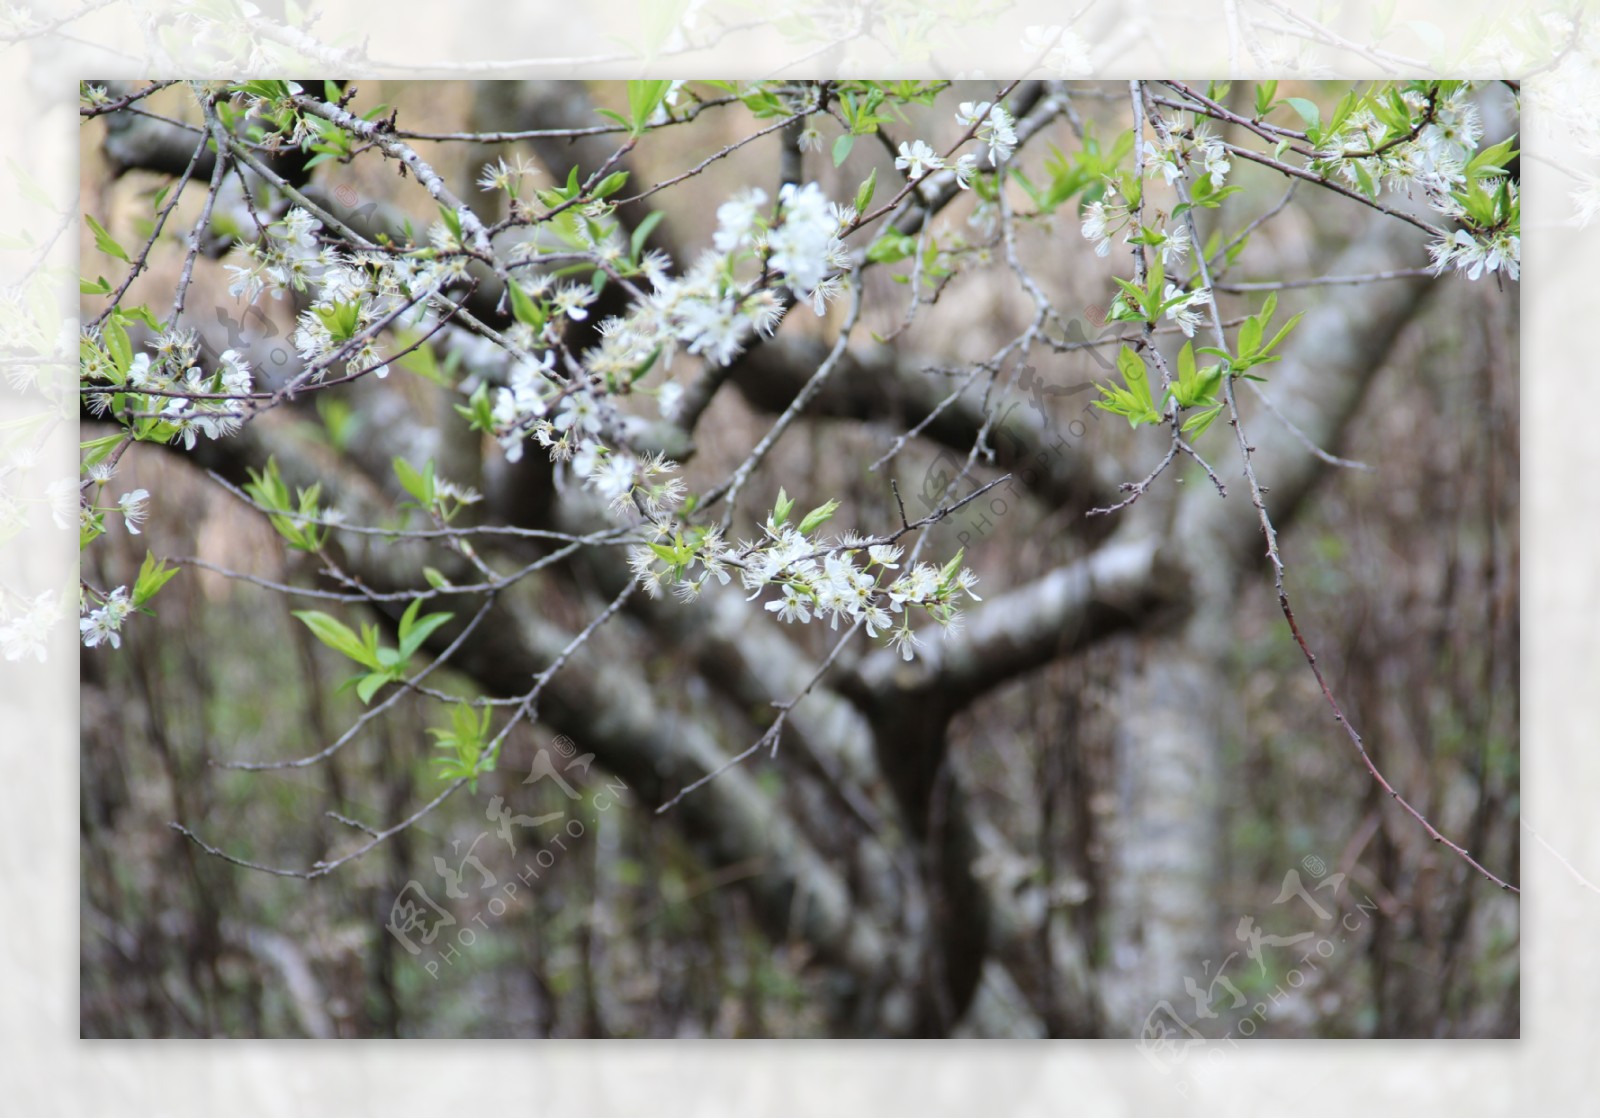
[76,77,1518,1038]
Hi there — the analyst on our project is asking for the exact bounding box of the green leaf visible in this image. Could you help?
[1261,311,1304,358]
[854,168,878,214]
[626,79,673,136]
[356,672,389,704]
[455,382,495,434]
[832,133,855,167]
[131,552,179,608]
[1182,403,1224,438]
[797,499,840,535]
[866,230,915,265]
[397,609,453,660]
[437,204,463,243]
[293,610,382,669]
[1285,97,1321,133]
[80,433,123,468]
[1254,80,1278,118]
[393,456,433,505]
[593,170,630,199]
[397,595,422,639]
[394,329,447,386]
[630,210,665,260]
[506,279,544,330]
[938,547,966,585]
[423,566,450,590]
[771,487,794,529]
[85,214,130,262]
[1466,134,1518,181]
[1117,346,1155,414]
[313,300,362,342]
[1239,313,1263,357]
[103,316,133,376]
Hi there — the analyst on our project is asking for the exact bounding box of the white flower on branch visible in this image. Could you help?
[79,586,131,650]
[1163,284,1210,338]
[895,139,944,179]
[117,488,150,535]
[714,187,769,253]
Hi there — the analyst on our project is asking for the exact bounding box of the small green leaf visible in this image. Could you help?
[854,168,878,213]
[397,609,453,660]
[1182,403,1224,438]
[625,79,673,136]
[393,457,434,505]
[1117,346,1154,413]
[832,133,855,167]
[507,279,543,330]
[866,230,915,265]
[938,547,966,585]
[131,552,179,608]
[85,214,130,262]
[1261,311,1304,358]
[593,170,629,199]
[1254,80,1278,118]
[797,499,840,535]
[356,672,389,704]
[630,210,665,260]
[294,610,382,669]
[771,487,794,529]
[1285,97,1321,133]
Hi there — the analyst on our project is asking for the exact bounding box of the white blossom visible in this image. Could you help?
[117,488,150,535]
[79,586,132,650]
[1163,283,1210,338]
[895,139,944,179]
[713,187,768,253]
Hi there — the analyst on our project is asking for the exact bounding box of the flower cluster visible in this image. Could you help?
[1318,88,1480,200]
[625,493,980,662]
[1312,83,1519,283]
[890,99,1018,196]
[229,207,464,383]
[79,586,132,650]
[956,100,1019,166]
[487,179,855,498]
[80,326,252,451]
[1147,116,1231,191]
[1081,186,1193,266]
[767,182,854,306]
[1426,223,1521,282]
